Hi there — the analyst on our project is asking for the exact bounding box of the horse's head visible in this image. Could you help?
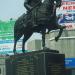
[54,0,62,8]
[49,0,62,8]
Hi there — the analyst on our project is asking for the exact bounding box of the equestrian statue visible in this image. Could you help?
[13,0,66,54]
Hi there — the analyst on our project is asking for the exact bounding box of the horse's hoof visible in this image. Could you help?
[22,50,26,54]
[14,52,18,55]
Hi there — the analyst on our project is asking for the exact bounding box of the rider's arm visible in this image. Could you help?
[24,0,32,11]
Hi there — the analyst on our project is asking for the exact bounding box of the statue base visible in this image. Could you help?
[5,49,65,75]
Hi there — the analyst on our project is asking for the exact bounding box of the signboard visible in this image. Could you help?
[62,0,75,1]
[0,40,23,53]
[57,0,75,30]
[65,58,75,68]
[59,14,75,23]
[63,23,75,30]
[61,1,75,13]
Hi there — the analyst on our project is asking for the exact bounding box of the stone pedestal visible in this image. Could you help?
[5,49,65,75]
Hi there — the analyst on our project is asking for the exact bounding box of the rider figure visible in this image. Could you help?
[24,0,42,27]
[24,0,42,12]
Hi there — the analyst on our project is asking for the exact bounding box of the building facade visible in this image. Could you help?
[27,40,42,51]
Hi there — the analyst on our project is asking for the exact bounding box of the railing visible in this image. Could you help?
[49,36,75,41]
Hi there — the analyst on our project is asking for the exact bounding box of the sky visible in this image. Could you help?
[0,0,45,21]
[0,0,26,21]
[0,0,62,21]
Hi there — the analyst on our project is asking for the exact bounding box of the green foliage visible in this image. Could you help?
[0,20,15,40]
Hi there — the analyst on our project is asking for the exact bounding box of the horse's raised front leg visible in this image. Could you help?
[55,25,66,41]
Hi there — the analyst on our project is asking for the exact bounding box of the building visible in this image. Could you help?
[27,40,42,51]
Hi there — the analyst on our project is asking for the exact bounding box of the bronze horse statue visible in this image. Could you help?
[13,0,66,53]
